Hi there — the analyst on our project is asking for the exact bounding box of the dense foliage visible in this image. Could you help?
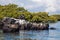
[52,15,60,21]
[0,4,59,23]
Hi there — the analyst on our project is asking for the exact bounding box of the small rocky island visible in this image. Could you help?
[0,4,60,33]
[0,15,49,33]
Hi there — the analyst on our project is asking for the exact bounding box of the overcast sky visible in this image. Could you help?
[0,0,60,15]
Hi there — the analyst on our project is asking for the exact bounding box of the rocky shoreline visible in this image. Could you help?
[0,17,49,33]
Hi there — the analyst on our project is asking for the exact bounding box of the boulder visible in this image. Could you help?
[3,24,19,33]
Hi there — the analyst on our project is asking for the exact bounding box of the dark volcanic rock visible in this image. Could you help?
[50,27,56,30]
[3,24,19,33]
[1,17,49,33]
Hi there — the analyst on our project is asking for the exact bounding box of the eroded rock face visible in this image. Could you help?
[2,22,49,32]
[2,23,49,32]
[3,23,19,33]
[2,17,19,33]
[31,23,49,30]
[1,17,49,33]
[19,23,49,30]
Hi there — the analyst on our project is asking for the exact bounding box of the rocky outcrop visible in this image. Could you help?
[3,23,19,33]
[0,17,49,33]
[19,23,49,30]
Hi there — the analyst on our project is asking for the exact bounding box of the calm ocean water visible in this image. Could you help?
[0,22,60,40]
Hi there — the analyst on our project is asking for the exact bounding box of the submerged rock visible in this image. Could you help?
[50,27,56,30]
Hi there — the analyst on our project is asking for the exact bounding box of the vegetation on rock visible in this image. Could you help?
[0,4,60,23]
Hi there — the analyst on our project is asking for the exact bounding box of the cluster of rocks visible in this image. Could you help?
[0,17,49,33]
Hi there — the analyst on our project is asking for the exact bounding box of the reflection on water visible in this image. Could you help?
[0,22,60,40]
[19,30,49,40]
[0,30,49,40]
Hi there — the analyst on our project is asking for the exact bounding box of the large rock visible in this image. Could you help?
[3,24,19,33]
[1,17,49,33]
[19,22,49,30]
